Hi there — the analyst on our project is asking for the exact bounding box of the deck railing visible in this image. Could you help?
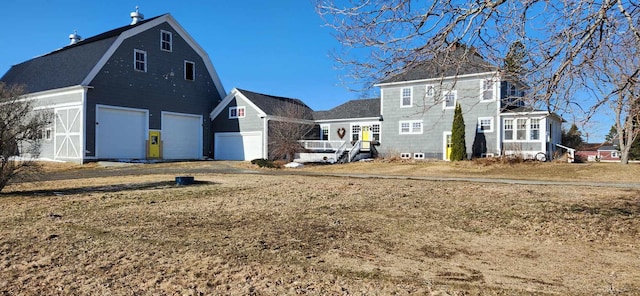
[348,140,362,162]
[299,140,346,151]
[334,141,348,162]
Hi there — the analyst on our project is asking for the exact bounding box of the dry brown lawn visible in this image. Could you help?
[1,161,639,295]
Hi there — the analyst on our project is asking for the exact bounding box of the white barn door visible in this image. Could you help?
[96,105,147,159]
[161,112,203,160]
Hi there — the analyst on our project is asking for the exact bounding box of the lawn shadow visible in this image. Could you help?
[1,180,217,197]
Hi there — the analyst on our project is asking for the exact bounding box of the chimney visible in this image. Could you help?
[68,30,82,45]
[130,6,144,25]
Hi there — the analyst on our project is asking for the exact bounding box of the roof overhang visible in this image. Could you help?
[314,116,383,123]
[209,88,267,120]
[374,71,499,87]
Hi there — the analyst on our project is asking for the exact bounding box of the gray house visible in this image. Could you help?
[374,45,563,161]
[209,88,314,161]
[0,11,225,163]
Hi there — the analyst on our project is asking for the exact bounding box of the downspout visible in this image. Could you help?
[263,116,269,159]
[81,86,91,163]
[496,76,502,156]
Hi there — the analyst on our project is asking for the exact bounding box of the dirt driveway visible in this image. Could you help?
[31,160,640,189]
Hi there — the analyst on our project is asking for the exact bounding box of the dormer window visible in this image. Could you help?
[134,49,147,72]
[161,30,172,52]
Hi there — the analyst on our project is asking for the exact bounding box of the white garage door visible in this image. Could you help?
[162,112,203,160]
[214,132,263,161]
[96,105,147,159]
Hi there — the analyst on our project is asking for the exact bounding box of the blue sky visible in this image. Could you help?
[0,1,359,111]
[0,1,610,141]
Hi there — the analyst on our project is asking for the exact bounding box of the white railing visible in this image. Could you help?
[348,140,362,162]
[334,141,348,162]
[299,140,346,151]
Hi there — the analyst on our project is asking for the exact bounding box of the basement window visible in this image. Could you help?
[414,153,425,159]
[400,153,411,159]
[184,61,195,81]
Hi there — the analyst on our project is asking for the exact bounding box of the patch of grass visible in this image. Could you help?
[0,167,639,294]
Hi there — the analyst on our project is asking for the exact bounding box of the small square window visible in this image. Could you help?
[184,61,195,81]
[443,91,456,109]
[400,153,411,159]
[426,85,435,97]
[414,153,425,159]
[400,122,410,134]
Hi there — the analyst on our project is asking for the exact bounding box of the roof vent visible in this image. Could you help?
[130,6,144,25]
[68,30,82,45]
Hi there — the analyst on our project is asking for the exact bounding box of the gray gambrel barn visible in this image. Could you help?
[1,11,225,163]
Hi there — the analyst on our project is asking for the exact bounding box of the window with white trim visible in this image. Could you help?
[530,118,540,140]
[399,120,423,134]
[508,82,517,97]
[414,153,425,159]
[401,87,412,107]
[352,125,361,141]
[482,79,494,101]
[134,49,147,72]
[371,124,380,141]
[443,90,456,109]
[320,125,329,140]
[504,119,514,140]
[44,127,52,141]
[516,119,527,140]
[160,30,172,52]
[184,60,195,81]
[426,85,435,97]
[229,106,245,119]
[611,151,620,158]
[477,117,494,133]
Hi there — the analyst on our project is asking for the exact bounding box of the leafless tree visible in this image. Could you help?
[268,102,315,162]
[315,0,640,114]
[582,29,639,164]
[0,82,53,191]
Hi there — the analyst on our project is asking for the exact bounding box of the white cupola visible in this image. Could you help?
[130,6,144,25]
[68,30,82,45]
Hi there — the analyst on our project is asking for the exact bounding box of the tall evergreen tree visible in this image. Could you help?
[561,124,584,149]
[450,103,467,161]
[604,125,617,143]
[504,40,527,78]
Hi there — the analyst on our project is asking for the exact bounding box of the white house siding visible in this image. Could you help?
[500,114,563,160]
[315,120,382,144]
[30,87,85,163]
[378,75,500,160]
